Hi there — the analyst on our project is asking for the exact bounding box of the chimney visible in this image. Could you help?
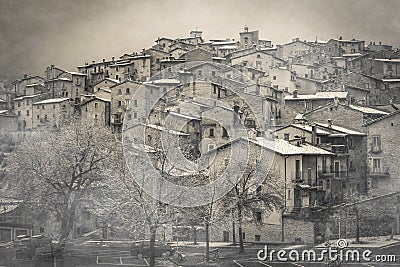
[92,60,95,64]
[103,58,105,63]
[112,57,115,62]
[328,119,332,128]
[379,41,382,45]
[339,36,343,40]
[311,125,317,145]
[293,90,298,98]
[24,74,27,79]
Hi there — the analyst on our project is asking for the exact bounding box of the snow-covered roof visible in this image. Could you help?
[26,82,43,87]
[285,92,348,100]
[315,123,366,136]
[67,71,86,76]
[342,53,363,57]
[288,124,331,135]
[14,93,45,101]
[381,79,400,82]
[146,79,180,85]
[212,41,237,46]
[348,104,389,115]
[0,98,6,103]
[169,111,201,121]
[330,39,364,43]
[0,197,23,215]
[219,45,238,50]
[33,98,70,105]
[0,110,8,114]
[252,137,334,156]
[374,58,400,63]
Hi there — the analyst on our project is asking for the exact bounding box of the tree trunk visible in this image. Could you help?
[59,199,77,245]
[205,222,210,262]
[232,215,236,246]
[237,204,244,253]
[149,226,157,267]
[193,227,198,245]
[355,207,360,243]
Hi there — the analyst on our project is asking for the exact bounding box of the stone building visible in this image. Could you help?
[301,102,388,132]
[14,93,48,130]
[363,110,400,196]
[32,98,74,129]
[80,97,111,127]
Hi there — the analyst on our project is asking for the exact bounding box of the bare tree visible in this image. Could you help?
[5,118,117,246]
[222,159,284,253]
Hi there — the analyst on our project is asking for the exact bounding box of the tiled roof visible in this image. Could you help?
[348,105,388,115]
[363,109,400,126]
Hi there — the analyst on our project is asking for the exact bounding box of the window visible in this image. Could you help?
[134,99,138,106]
[118,101,122,107]
[127,114,132,120]
[94,114,98,120]
[17,111,21,116]
[26,110,29,116]
[207,144,215,151]
[256,186,262,196]
[209,128,214,137]
[37,115,39,119]
[42,105,45,109]
[387,64,393,71]
[273,76,276,80]
[125,100,130,107]
[242,232,246,240]
[94,102,98,108]
[372,136,381,152]
[372,158,381,173]
[118,89,122,95]
[287,189,291,199]
[198,70,202,76]
[133,112,137,118]
[116,75,119,80]
[255,211,262,223]
[284,133,290,141]
[126,88,130,94]
[255,235,261,242]
[222,128,228,137]
[211,71,216,77]
[316,137,321,145]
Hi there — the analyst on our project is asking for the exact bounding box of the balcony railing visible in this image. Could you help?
[318,167,347,179]
[319,144,348,154]
[371,145,382,153]
[369,167,390,177]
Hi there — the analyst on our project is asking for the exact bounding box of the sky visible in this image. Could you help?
[1,0,400,77]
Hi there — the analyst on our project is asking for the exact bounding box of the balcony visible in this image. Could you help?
[319,144,348,155]
[368,167,390,178]
[290,171,304,183]
[370,145,382,153]
[318,168,347,179]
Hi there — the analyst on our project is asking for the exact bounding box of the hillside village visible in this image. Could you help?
[1,26,400,250]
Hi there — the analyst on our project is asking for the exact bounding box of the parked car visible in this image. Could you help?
[130,240,176,259]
